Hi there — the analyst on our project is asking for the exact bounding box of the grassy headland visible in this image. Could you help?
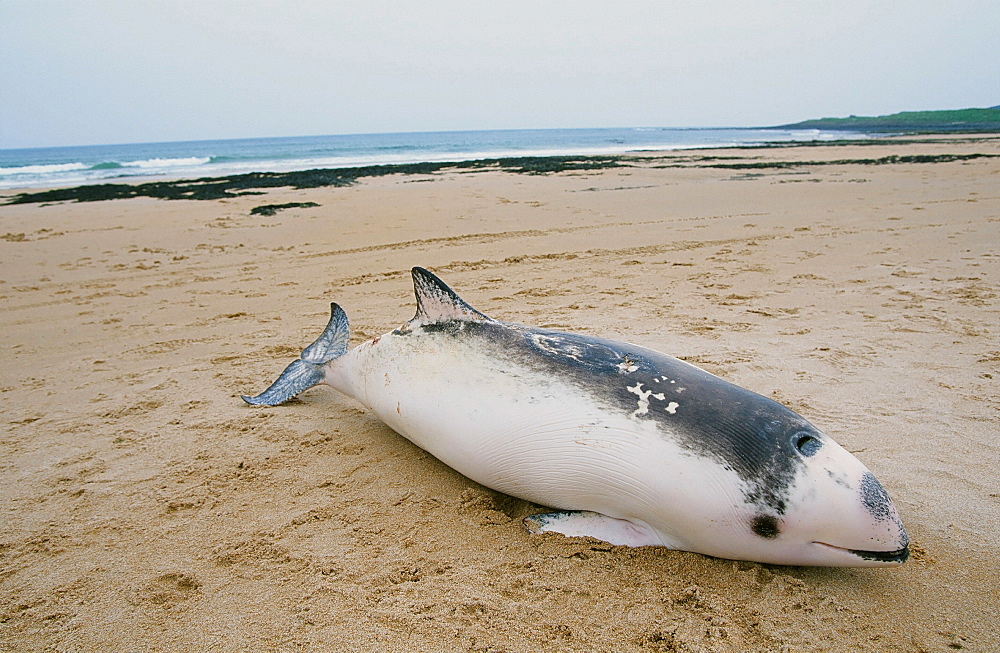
[773,106,1000,133]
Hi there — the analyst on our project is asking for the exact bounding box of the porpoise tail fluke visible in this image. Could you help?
[241,303,350,406]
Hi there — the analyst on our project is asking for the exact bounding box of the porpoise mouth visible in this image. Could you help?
[814,542,910,564]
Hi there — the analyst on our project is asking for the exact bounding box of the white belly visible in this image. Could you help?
[327,330,747,549]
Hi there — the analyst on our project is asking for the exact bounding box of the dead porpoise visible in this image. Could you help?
[242,267,909,566]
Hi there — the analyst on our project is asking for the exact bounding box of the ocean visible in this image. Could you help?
[0,127,866,190]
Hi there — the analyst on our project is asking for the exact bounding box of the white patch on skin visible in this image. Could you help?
[617,359,639,374]
[665,401,679,414]
[627,382,666,417]
[530,333,587,363]
[656,378,683,392]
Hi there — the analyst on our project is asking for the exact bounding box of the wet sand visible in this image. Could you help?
[2,136,998,651]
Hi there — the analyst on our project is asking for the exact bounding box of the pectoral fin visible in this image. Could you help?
[523,510,663,547]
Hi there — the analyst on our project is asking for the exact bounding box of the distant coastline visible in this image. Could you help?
[771,106,1000,133]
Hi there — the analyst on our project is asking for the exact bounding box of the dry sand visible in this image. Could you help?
[2,137,998,651]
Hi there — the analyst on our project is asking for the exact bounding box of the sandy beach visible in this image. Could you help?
[2,136,998,651]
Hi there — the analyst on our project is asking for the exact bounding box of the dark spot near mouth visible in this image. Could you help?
[858,471,909,548]
[860,472,892,521]
[751,515,780,539]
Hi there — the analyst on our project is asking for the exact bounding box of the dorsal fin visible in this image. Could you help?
[411,267,491,323]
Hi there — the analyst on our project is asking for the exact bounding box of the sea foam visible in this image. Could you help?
[0,162,89,175]
[125,156,211,169]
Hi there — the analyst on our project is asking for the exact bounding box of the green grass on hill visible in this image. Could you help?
[775,107,1000,132]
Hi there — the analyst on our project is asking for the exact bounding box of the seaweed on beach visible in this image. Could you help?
[3,170,362,205]
[701,153,999,169]
[488,155,623,174]
[249,202,320,216]
[7,150,991,206]
[3,155,627,205]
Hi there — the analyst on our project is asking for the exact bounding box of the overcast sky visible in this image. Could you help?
[2,0,998,149]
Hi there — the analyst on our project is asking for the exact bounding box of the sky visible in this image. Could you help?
[2,0,998,149]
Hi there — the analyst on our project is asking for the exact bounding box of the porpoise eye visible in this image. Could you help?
[794,432,822,456]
